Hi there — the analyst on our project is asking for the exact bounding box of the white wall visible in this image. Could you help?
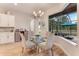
[11,11,31,30]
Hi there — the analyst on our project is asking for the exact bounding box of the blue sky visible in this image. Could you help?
[68,12,77,21]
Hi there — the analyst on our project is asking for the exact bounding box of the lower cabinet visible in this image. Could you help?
[0,32,7,44]
[8,32,14,43]
[0,32,14,44]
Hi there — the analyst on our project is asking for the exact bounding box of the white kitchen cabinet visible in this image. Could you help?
[8,15,15,27]
[0,14,15,44]
[0,32,8,44]
[0,14,15,27]
[0,33,4,43]
[8,32,14,43]
[0,32,14,44]
[0,14,8,27]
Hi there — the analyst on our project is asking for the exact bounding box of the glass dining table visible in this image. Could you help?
[30,35,47,55]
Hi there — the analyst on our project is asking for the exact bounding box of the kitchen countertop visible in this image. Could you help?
[53,36,79,56]
[58,36,78,46]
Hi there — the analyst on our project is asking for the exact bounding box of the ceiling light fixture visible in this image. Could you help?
[40,12,44,16]
[33,10,44,17]
[39,10,42,14]
[33,11,37,16]
[33,11,36,15]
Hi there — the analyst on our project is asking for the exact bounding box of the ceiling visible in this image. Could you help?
[0,3,66,16]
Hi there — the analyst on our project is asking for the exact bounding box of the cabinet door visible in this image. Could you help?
[0,14,8,27]
[0,32,8,44]
[8,15,15,27]
[0,32,14,44]
[0,33,2,43]
[8,32,14,43]
[0,15,1,26]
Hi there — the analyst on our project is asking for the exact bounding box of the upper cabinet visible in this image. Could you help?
[8,15,15,27]
[0,14,15,27]
[0,14,8,27]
